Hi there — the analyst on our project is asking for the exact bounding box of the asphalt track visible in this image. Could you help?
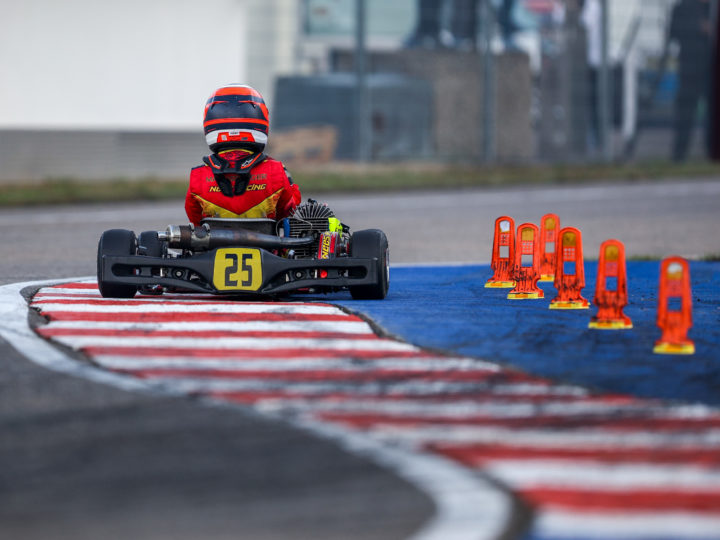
[1,179,720,539]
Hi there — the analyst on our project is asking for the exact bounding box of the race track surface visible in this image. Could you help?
[2,181,720,539]
[5,264,720,540]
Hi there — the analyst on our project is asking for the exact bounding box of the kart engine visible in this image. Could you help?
[286,200,349,259]
[287,200,336,236]
[157,200,348,259]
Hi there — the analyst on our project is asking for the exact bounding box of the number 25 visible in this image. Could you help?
[224,253,253,287]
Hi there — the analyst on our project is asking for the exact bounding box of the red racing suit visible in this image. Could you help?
[185,151,301,226]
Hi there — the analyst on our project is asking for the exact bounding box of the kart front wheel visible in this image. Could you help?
[349,229,389,300]
[97,229,138,298]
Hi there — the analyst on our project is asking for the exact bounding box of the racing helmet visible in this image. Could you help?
[203,84,270,153]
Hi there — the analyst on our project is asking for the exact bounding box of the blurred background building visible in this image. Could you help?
[0,0,716,180]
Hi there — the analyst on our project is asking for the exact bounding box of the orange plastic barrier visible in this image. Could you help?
[654,256,695,354]
[549,227,589,309]
[589,239,632,329]
[538,213,560,282]
[507,223,544,299]
[485,216,516,288]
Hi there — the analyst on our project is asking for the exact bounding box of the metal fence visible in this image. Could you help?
[271,0,717,165]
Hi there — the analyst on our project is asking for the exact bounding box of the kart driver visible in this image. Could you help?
[185,84,301,226]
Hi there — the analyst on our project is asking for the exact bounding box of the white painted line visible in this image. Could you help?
[35,290,247,300]
[253,397,703,419]
[31,302,345,314]
[43,320,374,334]
[134,377,574,397]
[536,510,720,539]
[368,425,720,448]
[92,355,500,373]
[485,460,720,491]
[34,289,103,296]
[35,290,307,302]
[47,335,420,352]
[35,295,308,304]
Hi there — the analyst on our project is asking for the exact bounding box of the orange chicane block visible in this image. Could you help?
[538,213,560,282]
[485,216,516,288]
[549,227,589,309]
[507,223,544,300]
[654,256,695,355]
[589,239,632,329]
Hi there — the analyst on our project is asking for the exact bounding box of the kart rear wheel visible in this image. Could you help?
[97,229,138,298]
[349,229,389,300]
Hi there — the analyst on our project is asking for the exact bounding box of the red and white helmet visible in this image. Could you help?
[203,84,270,153]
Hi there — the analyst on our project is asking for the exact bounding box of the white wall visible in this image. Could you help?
[244,0,301,111]
[0,0,250,130]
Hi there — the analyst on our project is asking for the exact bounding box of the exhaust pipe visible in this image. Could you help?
[159,224,314,251]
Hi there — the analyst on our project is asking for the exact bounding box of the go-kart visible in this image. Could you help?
[96,200,389,300]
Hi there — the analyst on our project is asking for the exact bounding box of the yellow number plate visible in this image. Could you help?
[212,248,263,291]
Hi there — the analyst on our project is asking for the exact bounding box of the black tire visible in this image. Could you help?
[349,229,389,300]
[97,229,138,298]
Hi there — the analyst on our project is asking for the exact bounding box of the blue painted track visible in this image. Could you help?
[337,261,720,407]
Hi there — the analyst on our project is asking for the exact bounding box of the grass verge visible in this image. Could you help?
[1,160,719,207]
